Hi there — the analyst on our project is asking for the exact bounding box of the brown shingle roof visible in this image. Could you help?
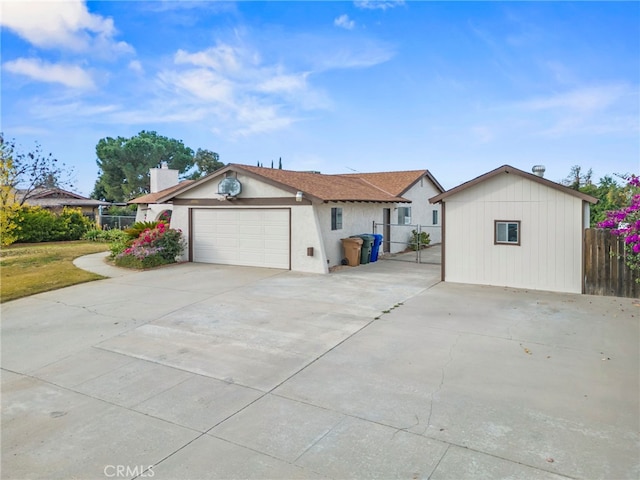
[155,164,443,204]
[235,165,407,202]
[340,170,444,196]
[429,165,598,204]
[129,180,195,204]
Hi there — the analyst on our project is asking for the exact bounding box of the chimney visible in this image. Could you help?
[150,164,179,193]
[532,165,546,178]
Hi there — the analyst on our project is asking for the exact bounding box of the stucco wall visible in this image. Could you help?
[316,202,395,267]
[443,173,585,294]
[179,172,291,200]
[400,177,442,244]
[135,204,172,223]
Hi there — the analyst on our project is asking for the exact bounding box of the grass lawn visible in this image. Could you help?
[0,241,110,303]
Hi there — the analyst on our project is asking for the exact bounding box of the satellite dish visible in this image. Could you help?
[218,177,242,196]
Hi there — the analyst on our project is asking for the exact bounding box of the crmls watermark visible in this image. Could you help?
[104,465,154,478]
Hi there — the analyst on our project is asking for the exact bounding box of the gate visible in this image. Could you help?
[584,228,640,298]
[372,222,440,264]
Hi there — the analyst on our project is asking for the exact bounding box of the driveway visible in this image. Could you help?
[1,253,638,480]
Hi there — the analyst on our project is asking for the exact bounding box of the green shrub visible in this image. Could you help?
[114,253,170,269]
[124,221,165,239]
[58,208,95,240]
[109,239,131,259]
[114,223,185,268]
[105,205,137,216]
[83,228,129,243]
[13,206,94,243]
[409,230,430,251]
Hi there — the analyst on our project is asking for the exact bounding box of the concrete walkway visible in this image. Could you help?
[2,256,638,479]
[73,251,137,278]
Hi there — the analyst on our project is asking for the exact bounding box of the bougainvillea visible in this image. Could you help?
[115,222,185,269]
[598,175,640,281]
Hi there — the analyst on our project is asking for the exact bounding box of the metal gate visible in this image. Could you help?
[372,222,440,264]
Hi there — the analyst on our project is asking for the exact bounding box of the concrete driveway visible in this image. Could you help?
[1,252,638,480]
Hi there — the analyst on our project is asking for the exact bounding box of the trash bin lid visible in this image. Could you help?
[341,237,363,244]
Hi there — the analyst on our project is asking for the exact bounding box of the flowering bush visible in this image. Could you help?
[598,175,640,281]
[114,222,185,269]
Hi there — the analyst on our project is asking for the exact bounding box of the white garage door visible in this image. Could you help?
[192,208,290,269]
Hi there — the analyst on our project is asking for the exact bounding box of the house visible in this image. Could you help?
[429,165,598,294]
[17,187,110,220]
[128,164,194,223]
[143,163,444,274]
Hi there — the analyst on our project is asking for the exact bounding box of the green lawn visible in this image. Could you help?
[0,241,110,303]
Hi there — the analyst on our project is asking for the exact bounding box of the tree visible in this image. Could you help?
[580,175,631,226]
[0,133,73,207]
[278,157,282,169]
[92,131,195,202]
[186,149,224,180]
[562,165,593,190]
[598,175,640,281]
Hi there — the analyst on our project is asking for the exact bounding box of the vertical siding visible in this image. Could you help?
[444,174,584,293]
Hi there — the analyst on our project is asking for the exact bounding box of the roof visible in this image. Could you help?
[128,180,195,204]
[340,170,445,197]
[18,188,111,207]
[156,164,442,204]
[429,165,598,204]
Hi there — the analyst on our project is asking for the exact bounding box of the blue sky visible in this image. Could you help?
[2,1,639,196]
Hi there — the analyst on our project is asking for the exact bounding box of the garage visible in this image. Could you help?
[191,208,290,269]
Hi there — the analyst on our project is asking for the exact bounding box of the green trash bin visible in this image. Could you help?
[351,234,374,264]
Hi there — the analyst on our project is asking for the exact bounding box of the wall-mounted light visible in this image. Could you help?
[296,191,303,202]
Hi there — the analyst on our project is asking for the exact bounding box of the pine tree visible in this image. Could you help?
[278,157,282,169]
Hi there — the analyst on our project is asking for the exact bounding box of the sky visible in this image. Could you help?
[1,0,639,197]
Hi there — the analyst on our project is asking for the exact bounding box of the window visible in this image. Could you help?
[398,207,411,225]
[331,207,342,230]
[495,220,520,245]
[432,210,438,225]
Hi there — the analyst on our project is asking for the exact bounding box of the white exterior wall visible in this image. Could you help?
[443,174,585,294]
[179,172,291,200]
[396,177,442,245]
[135,204,172,223]
[316,202,394,267]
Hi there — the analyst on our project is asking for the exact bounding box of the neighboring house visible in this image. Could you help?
[17,188,110,219]
[429,165,598,294]
[140,163,444,274]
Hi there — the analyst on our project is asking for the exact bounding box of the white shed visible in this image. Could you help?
[429,165,597,294]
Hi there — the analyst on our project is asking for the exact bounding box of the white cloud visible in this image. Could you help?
[257,73,309,93]
[334,14,355,30]
[519,84,639,137]
[3,58,95,89]
[522,85,629,113]
[128,60,144,74]
[354,1,405,11]
[0,0,133,55]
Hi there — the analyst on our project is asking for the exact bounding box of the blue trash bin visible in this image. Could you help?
[370,234,383,262]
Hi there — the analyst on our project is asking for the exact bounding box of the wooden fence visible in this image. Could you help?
[584,228,640,298]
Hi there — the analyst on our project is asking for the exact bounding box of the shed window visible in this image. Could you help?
[432,210,438,225]
[398,207,411,225]
[331,207,343,230]
[495,221,520,245]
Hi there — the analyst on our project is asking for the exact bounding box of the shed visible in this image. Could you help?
[429,165,597,294]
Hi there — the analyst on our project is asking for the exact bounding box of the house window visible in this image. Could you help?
[432,210,438,225]
[331,207,343,230]
[495,220,520,245]
[398,207,411,225]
